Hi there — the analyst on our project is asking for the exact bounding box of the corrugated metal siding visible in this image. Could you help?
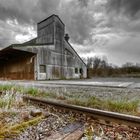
[37,17,54,44]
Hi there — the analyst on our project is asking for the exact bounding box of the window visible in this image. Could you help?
[75,68,78,74]
[80,68,83,74]
[39,65,46,73]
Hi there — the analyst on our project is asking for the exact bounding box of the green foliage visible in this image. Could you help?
[106,100,139,113]
[25,88,39,96]
[86,97,102,108]
[0,85,13,91]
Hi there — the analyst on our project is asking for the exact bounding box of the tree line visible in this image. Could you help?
[86,57,140,78]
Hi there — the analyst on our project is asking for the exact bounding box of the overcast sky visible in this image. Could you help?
[0,0,140,66]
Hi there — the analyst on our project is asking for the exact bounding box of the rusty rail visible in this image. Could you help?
[23,96,140,127]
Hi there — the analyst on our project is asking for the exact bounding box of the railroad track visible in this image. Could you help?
[23,96,140,128]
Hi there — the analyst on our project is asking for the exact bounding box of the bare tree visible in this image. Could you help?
[87,57,93,68]
[93,57,101,69]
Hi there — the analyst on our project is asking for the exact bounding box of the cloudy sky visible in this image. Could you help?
[0,0,140,66]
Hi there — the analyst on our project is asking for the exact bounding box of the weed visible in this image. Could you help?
[25,88,39,96]
[84,126,94,140]
[86,97,102,108]
[0,91,15,109]
[0,85,13,92]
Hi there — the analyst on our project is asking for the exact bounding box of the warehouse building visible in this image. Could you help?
[0,15,87,80]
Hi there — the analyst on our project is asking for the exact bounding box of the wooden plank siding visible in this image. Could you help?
[0,50,35,80]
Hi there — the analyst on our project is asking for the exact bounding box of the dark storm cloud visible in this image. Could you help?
[107,0,140,18]
[0,0,61,24]
[0,0,61,47]
[1,0,140,65]
[0,20,17,47]
[0,0,98,47]
[78,0,89,7]
[60,0,96,45]
[0,0,33,24]
[106,0,140,38]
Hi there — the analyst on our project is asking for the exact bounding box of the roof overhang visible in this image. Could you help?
[0,47,36,61]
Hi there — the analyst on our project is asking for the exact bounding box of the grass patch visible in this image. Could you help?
[0,85,13,91]
[0,84,139,115]
[53,94,139,115]
[25,87,39,96]
[106,100,139,113]
[66,96,139,114]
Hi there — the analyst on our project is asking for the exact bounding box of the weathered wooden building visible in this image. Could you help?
[0,15,87,80]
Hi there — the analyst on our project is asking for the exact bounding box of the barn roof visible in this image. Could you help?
[0,46,35,61]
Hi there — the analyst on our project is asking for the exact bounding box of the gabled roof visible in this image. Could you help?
[64,40,87,67]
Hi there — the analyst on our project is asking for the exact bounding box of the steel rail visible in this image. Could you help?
[23,96,140,127]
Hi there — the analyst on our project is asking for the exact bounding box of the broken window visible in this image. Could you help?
[40,65,46,73]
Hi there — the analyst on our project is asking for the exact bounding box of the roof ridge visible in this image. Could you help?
[38,14,65,26]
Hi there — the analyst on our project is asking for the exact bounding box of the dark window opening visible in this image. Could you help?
[40,65,46,73]
[80,68,83,74]
[75,68,78,74]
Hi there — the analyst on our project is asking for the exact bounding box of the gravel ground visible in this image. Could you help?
[12,104,85,140]
[1,78,140,100]
[0,92,139,140]
[12,103,140,140]
[0,79,140,139]
[42,85,140,101]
